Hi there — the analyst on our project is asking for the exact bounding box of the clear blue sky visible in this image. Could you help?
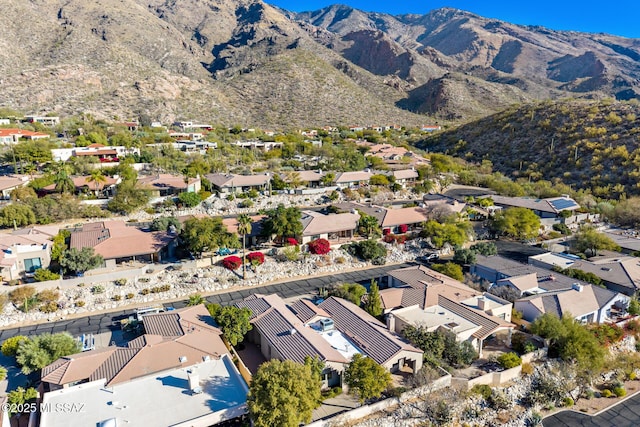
[268,1,640,39]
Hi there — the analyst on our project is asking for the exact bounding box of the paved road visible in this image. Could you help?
[0,263,411,342]
[544,393,640,427]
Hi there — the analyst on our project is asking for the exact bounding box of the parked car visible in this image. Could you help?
[416,253,439,264]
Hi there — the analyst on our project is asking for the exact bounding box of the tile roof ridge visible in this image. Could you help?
[104,346,145,386]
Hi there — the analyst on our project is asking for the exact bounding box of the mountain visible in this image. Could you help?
[294,5,640,118]
[1,1,639,126]
[0,0,423,127]
[417,99,640,197]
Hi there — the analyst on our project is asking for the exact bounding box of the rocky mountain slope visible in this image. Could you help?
[294,6,640,118]
[418,99,640,197]
[1,1,639,126]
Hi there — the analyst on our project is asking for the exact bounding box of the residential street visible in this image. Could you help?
[544,392,640,427]
[0,263,410,342]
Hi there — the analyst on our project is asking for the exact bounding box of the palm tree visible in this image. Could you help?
[237,214,252,280]
[87,169,107,197]
[187,294,205,306]
[53,163,75,194]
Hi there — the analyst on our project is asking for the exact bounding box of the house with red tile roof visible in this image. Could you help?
[0,128,50,144]
[69,221,177,268]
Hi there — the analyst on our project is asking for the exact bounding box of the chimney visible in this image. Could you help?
[386,313,395,332]
[572,283,584,292]
[478,297,487,311]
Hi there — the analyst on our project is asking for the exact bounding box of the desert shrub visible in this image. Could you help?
[114,278,128,286]
[497,352,522,369]
[0,366,6,381]
[563,397,574,407]
[75,301,85,307]
[488,390,511,410]
[602,389,613,398]
[126,293,134,300]
[1,336,28,357]
[246,252,265,265]
[112,295,122,301]
[471,384,492,400]
[150,284,171,293]
[91,285,105,294]
[139,277,150,283]
[33,268,60,282]
[308,238,331,255]
[613,386,627,397]
[37,289,60,303]
[590,323,625,346]
[39,301,59,313]
[222,256,242,270]
[521,363,534,375]
[140,288,150,295]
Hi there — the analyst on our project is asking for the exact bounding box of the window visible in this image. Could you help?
[24,257,42,273]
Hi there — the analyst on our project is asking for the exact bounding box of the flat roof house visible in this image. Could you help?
[487,195,580,219]
[40,305,247,427]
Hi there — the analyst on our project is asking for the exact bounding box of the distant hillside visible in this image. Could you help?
[418,99,640,197]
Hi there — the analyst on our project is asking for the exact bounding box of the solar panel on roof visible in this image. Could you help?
[550,198,577,211]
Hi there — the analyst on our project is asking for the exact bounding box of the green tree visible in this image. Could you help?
[357,211,381,238]
[211,306,253,346]
[51,229,71,262]
[248,359,321,427]
[420,220,470,248]
[16,332,81,374]
[150,216,181,233]
[107,181,150,214]
[573,226,619,256]
[470,242,498,256]
[364,279,383,317]
[181,217,239,256]
[531,314,605,372]
[270,174,287,191]
[369,174,390,186]
[262,205,302,243]
[431,262,464,281]
[330,283,367,306]
[453,248,477,265]
[33,268,60,282]
[490,207,541,240]
[59,247,104,275]
[320,172,335,187]
[344,353,391,403]
[237,214,252,280]
[0,203,36,227]
[178,191,202,208]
